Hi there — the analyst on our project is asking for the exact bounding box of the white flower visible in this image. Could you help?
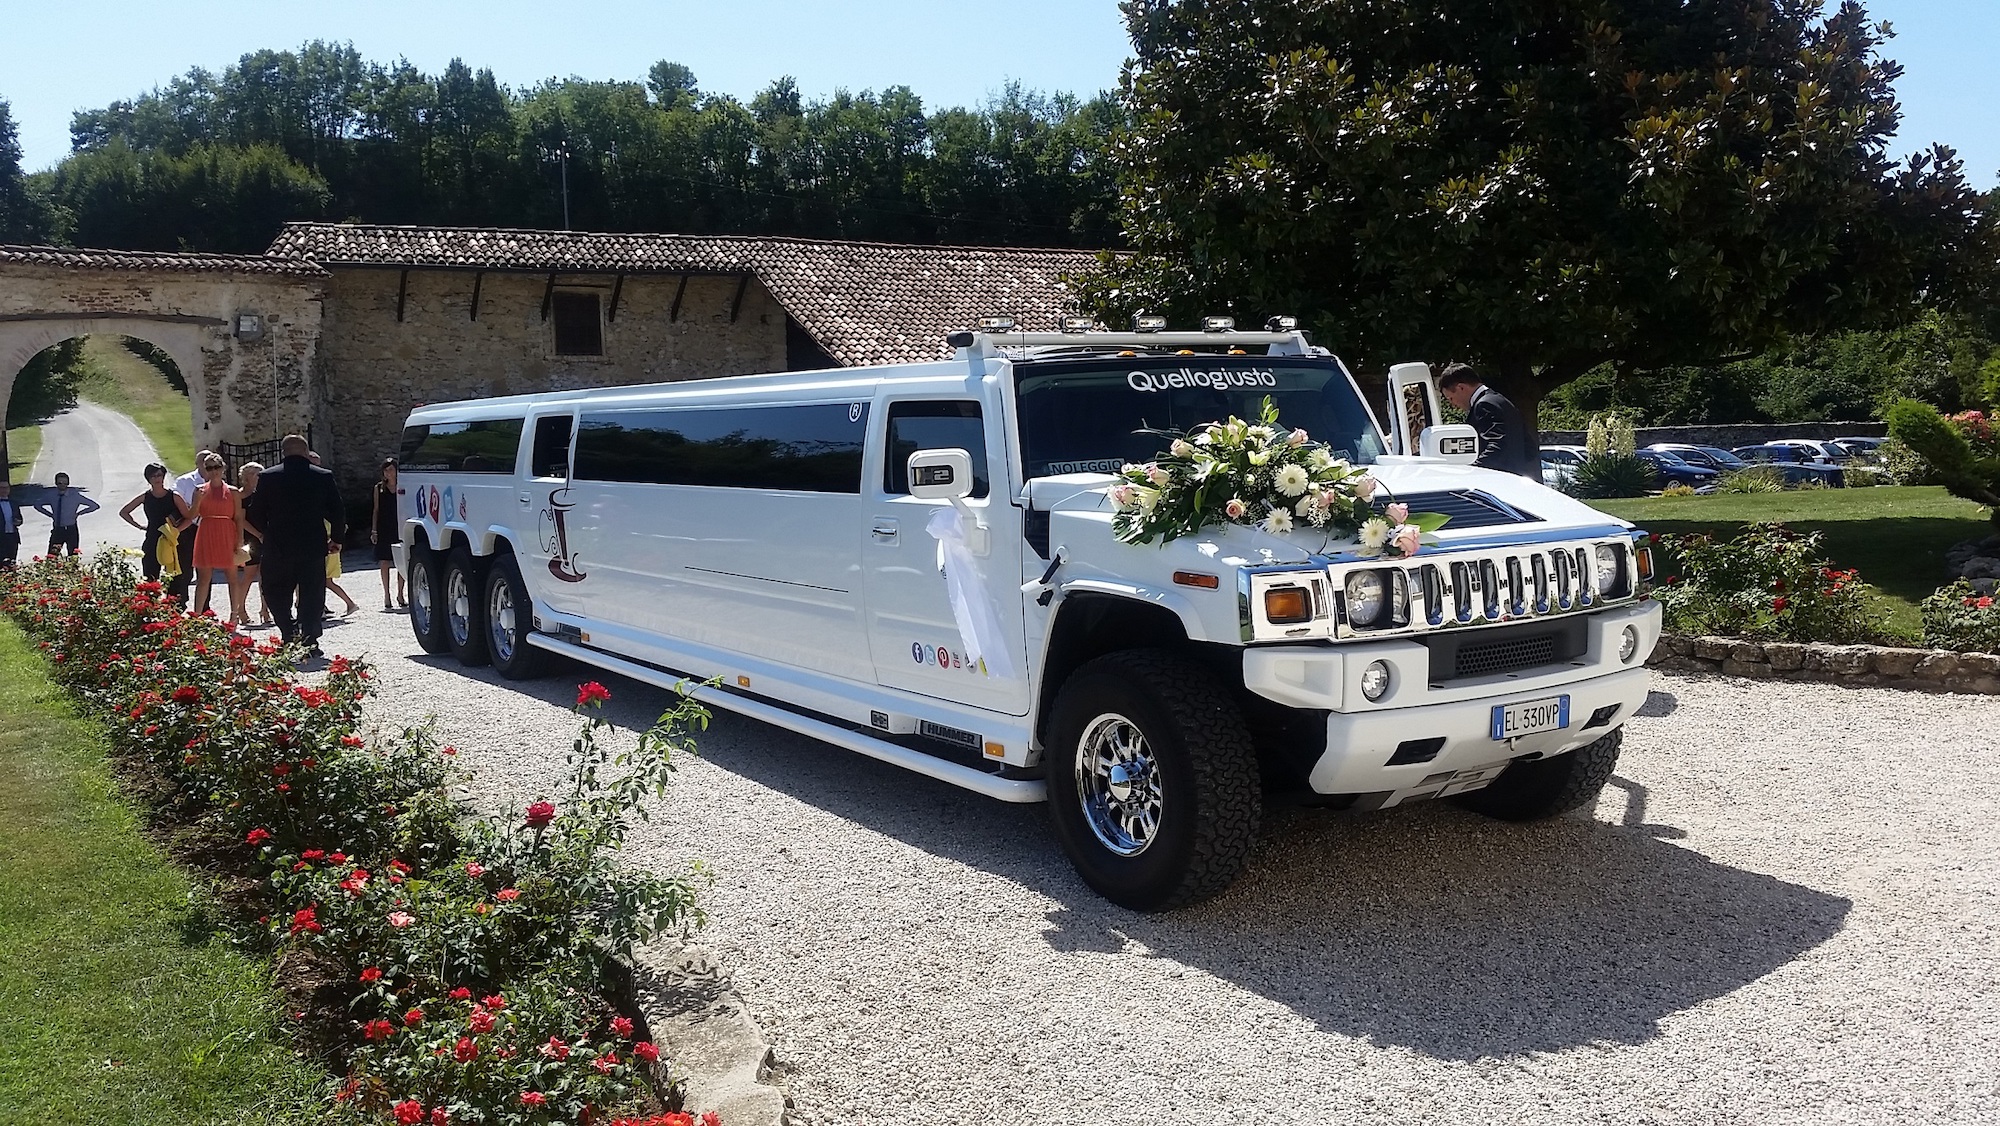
[1247,424,1276,441]
[1358,517,1392,553]
[1273,463,1311,496]
[1353,475,1379,501]
[1193,430,1215,446]
[1247,448,1271,467]
[1109,484,1137,510]
[1294,495,1316,517]
[1385,501,1409,524]
[1120,463,1140,477]
[1170,439,1195,458]
[1146,464,1170,486]
[1392,524,1423,556]
[1132,485,1160,514]
[1287,428,1309,446]
[1307,448,1335,471]
[1261,507,1294,534]
[1224,497,1247,519]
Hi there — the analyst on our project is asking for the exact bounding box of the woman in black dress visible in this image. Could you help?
[370,457,406,610]
[118,462,190,583]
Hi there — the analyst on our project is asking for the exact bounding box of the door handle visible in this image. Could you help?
[518,495,532,506]
[871,520,898,540]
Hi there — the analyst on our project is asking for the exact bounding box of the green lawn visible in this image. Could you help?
[1591,486,1994,642]
[75,337,196,474]
[5,424,39,484]
[0,618,323,1124]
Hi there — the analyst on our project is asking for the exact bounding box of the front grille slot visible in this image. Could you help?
[1425,619,1587,684]
[1378,490,1541,529]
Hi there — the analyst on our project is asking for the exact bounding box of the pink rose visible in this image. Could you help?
[387,910,416,928]
[1353,476,1378,501]
[1392,525,1422,556]
[1110,485,1135,507]
[1287,428,1309,446]
[1385,502,1409,524]
[1146,464,1169,485]
[1224,498,1247,519]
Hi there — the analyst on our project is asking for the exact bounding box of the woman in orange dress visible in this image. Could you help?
[190,453,245,621]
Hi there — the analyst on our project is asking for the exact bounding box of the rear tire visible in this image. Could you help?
[1454,728,1622,821]
[1045,648,1261,911]
[485,553,549,680]
[408,545,451,656]
[443,545,490,667]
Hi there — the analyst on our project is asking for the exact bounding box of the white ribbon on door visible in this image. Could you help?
[925,504,1019,680]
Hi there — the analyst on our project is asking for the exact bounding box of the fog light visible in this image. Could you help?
[1618,624,1640,664]
[1361,660,1392,701]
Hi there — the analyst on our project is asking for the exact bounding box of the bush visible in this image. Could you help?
[1841,464,1883,487]
[1571,453,1655,499]
[1885,399,2000,530]
[1875,436,1939,486]
[1,554,718,1125]
[1718,466,1786,493]
[1920,580,2000,653]
[1660,482,1697,497]
[1654,523,1877,643]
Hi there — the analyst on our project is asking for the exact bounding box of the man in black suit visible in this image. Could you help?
[1438,363,1539,479]
[244,434,344,656]
[0,481,21,568]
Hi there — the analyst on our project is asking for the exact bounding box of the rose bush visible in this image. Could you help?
[1653,523,1877,644]
[1920,580,2000,653]
[2,553,719,1125]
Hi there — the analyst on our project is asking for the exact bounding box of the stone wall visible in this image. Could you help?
[1648,633,2000,694]
[0,262,324,457]
[314,269,789,494]
[1540,421,1889,449]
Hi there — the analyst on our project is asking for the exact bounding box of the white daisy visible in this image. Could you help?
[1358,517,1392,553]
[1261,507,1295,535]
[1273,464,1311,496]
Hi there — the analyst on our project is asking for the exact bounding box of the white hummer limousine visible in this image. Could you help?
[395,320,1660,909]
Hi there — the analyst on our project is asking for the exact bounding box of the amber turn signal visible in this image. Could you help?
[1263,586,1313,624]
[1635,541,1654,582]
[1172,571,1221,589]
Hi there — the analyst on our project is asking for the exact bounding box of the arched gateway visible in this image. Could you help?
[0,244,327,466]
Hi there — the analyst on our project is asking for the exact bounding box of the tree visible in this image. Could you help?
[0,98,52,242]
[1091,0,1996,432]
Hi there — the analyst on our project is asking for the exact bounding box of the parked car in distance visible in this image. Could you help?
[1831,436,1886,459]
[1730,444,1847,486]
[1540,444,1584,491]
[1761,438,1848,462]
[1632,448,1719,490]
[1648,443,1746,473]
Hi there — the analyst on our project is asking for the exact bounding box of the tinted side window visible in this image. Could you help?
[399,419,525,474]
[573,403,868,493]
[530,415,574,479]
[884,401,988,498]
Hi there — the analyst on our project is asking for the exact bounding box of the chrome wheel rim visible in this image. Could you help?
[411,559,436,634]
[1075,713,1163,857]
[447,567,472,645]
[488,577,515,662]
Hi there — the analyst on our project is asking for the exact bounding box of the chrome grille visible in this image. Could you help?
[1323,536,1632,641]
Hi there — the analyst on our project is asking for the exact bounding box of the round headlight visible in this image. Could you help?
[1344,571,1388,627]
[1594,544,1621,595]
[1361,660,1392,701]
[1618,624,1641,664]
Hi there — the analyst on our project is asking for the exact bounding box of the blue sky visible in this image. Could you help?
[3,0,1993,187]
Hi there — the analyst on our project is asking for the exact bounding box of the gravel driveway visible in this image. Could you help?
[321,604,2000,1126]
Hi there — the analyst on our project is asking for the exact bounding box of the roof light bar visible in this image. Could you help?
[1266,315,1298,331]
[1202,316,1235,332]
[1060,315,1098,333]
[976,315,1017,332]
[1131,314,1168,333]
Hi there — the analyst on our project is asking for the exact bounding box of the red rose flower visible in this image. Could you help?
[301,849,325,861]
[449,987,472,1001]
[245,827,272,846]
[524,801,556,828]
[431,1110,450,1126]
[481,994,506,1011]
[405,1007,425,1027]
[594,1054,617,1075]
[453,1036,478,1062]
[576,681,612,706]
[171,685,200,702]
[541,1036,571,1060]
[611,1015,634,1038]
[464,862,485,878]
[468,1008,496,1034]
[1980,596,1996,610]
[520,1092,547,1108]
[633,1041,659,1063]
[363,1018,395,1041]
[288,907,321,935]
[393,1101,425,1125]
[496,887,520,903]
[340,734,365,747]
[1772,597,1789,612]
[359,966,383,984]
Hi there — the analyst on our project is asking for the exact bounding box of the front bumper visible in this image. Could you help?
[1239,600,1660,796]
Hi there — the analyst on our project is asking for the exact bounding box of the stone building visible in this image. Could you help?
[269,223,1097,494]
[2,224,1096,499]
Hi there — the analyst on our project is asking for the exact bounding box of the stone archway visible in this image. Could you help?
[0,246,327,465]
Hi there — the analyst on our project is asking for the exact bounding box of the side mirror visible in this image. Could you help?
[1420,424,1479,464]
[908,448,974,501]
[1385,362,1441,456]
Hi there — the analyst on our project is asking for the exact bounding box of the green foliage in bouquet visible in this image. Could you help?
[1107,399,1446,554]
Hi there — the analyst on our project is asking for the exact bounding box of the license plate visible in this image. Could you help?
[1491,695,1569,740]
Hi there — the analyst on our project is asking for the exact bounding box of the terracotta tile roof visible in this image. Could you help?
[269,222,1099,365]
[0,242,328,278]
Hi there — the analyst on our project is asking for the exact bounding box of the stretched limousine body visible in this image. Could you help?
[395,322,1660,908]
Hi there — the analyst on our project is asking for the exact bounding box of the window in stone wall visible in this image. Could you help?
[551,291,604,356]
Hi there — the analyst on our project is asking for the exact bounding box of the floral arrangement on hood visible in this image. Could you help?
[1108,399,1446,553]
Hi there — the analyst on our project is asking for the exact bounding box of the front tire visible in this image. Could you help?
[408,545,450,655]
[1045,649,1261,911]
[443,546,490,667]
[484,553,549,680]
[1454,728,1622,821]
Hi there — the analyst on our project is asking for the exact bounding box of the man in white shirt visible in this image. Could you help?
[34,472,101,556]
[167,451,213,604]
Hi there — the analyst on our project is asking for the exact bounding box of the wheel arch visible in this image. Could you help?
[1034,592,1195,746]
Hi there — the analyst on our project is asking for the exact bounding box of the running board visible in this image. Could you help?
[526,635,1047,804]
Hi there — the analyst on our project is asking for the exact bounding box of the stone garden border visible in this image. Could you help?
[1649,633,2000,694]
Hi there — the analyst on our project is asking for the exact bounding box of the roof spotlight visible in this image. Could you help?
[1201,316,1235,332]
[1131,314,1168,333]
[976,315,1016,332]
[1266,315,1299,331]
[1060,315,1098,333]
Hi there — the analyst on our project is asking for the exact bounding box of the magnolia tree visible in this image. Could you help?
[1085,0,1996,432]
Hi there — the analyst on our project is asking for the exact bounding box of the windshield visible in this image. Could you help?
[1014,357,1385,478]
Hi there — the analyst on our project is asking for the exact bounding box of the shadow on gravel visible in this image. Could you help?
[414,659,1851,1064]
